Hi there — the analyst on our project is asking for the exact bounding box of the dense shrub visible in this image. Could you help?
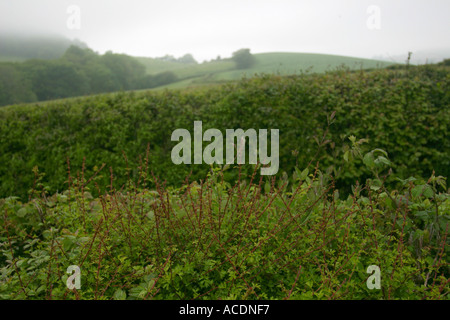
[0,152,448,299]
[0,64,449,300]
[0,64,448,201]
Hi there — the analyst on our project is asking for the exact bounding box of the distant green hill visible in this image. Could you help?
[134,56,191,74]
[0,39,398,106]
[216,52,395,78]
[135,56,234,78]
[136,52,396,90]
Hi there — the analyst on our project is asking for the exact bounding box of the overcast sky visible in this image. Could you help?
[1,0,449,62]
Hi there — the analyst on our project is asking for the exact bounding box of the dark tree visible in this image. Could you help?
[178,54,198,64]
[231,48,256,69]
[101,52,146,90]
[0,64,37,106]
[438,58,450,66]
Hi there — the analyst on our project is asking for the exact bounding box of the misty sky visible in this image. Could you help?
[1,0,449,62]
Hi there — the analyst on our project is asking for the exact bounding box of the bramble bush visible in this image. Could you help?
[0,141,448,300]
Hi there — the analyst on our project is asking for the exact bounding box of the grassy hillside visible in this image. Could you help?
[138,52,395,90]
[134,56,193,74]
[0,47,396,106]
[215,52,394,79]
[135,56,235,82]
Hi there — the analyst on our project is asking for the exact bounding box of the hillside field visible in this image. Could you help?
[137,52,395,90]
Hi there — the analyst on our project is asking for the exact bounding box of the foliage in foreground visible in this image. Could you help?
[0,145,448,300]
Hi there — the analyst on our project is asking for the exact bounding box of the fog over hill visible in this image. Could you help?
[0,32,87,61]
[372,48,450,65]
[1,1,449,63]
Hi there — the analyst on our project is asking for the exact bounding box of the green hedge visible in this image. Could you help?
[0,64,449,200]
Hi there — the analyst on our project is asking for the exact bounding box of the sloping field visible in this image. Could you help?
[149,52,395,89]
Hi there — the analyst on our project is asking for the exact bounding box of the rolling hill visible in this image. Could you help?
[136,52,396,90]
[0,34,399,106]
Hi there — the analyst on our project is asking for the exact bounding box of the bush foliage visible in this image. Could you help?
[0,148,448,299]
[0,64,449,300]
[0,64,448,201]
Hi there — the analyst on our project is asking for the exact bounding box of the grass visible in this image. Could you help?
[216,52,395,79]
[145,52,395,90]
[135,56,235,77]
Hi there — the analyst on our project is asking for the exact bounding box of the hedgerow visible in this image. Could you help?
[0,64,448,200]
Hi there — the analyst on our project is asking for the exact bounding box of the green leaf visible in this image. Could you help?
[412,185,434,198]
[414,211,430,222]
[46,201,55,208]
[16,207,28,217]
[113,288,127,300]
[374,156,391,167]
[373,148,388,157]
[62,236,77,252]
[369,179,382,191]
[300,168,309,181]
[343,150,349,162]
[423,186,434,198]
[363,152,375,169]
[396,177,417,185]
[264,181,271,193]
